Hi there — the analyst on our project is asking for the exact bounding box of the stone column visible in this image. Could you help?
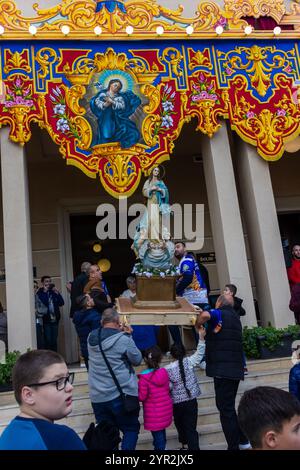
[0,127,36,352]
[201,123,257,326]
[235,140,293,328]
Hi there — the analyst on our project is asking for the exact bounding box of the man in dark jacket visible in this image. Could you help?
[69,262,91,318]
[223,284,248,374]
[197,295,250,450]
[36,276,64,352]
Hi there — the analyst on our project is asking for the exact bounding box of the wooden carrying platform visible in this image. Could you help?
[116,297,198,326]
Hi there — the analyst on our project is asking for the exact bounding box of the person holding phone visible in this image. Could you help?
[36,276,64,352]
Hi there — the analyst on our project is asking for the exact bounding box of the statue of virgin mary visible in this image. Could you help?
[133,166,171,255]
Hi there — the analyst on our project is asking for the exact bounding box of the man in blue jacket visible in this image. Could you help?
[36,276,64,352]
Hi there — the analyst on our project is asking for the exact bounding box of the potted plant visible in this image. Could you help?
[243,325,300,360]
[0,351,20,392]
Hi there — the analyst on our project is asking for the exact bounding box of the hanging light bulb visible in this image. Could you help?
[273,26,282,36]
[61,25,70,36]
[186,25,194,35]
[94,26,102,36]
[215,25,224,35]
[93,243,102,253]
[29,25,37,36]
[98,259,111,273]
[244,25,253,35]
[126,25,134,35]
[156,26,164,36]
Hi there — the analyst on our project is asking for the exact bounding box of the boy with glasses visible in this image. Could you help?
[0,350,86,450]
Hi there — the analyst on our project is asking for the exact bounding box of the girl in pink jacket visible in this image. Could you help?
[138,345,173,450]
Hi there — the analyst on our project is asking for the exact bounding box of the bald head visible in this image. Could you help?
[216,294,234,309]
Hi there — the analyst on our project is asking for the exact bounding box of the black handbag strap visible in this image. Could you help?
[98,329,124,397]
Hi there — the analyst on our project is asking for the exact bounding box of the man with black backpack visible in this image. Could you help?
[87,308,142,450]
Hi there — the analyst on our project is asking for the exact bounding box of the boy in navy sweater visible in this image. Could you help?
[0,350,86,450]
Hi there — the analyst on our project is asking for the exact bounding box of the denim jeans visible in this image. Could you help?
[43,322,59,351]
[36,324,45,349]
[151,429,166,450]
[92,396,140,450]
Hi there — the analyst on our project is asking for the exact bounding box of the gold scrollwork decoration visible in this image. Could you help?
[218,45,294,96]
[161,48,183,78]
[63,57,95,85]
[71,115,92,150]
[64,84,87,116]
[91,143,146,198]
[140,84,161,114]
[224,0,286,24]
[230,75,300,159]
[142,114,161,147]
[4,105,32,144]
[0,0,285,39]
[35,48,58,80]
[3,50,31,73]
[94,49,128,72]
[188,49,213,71]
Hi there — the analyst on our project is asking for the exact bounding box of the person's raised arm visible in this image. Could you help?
[197,309,211,325]
[188,325,206,368]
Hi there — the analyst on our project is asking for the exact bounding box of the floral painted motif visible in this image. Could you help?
[132,262,180,277]
[246,111,256,119]
[214,16,228,30]
[191,73,220,104]
[3,77,34,108]
[154,84,177,135]
[277,108,287,117]
[50,86,79,138]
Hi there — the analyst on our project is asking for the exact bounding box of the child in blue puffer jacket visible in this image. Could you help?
[73,294,101,370]
[289,345,300,401]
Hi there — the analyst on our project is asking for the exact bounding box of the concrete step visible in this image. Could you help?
[69,356,293,379]
[198,380,288,409]
[0,378,289,428]
[246,357,292,372]
[0,356,292,449]
[1,365,289,408]
[72,420,226,449]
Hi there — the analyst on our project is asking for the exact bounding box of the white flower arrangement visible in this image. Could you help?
[132,263,180,277]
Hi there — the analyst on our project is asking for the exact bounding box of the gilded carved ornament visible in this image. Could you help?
[0,0,299,39]
[223,0,286,23]
[230,75,300,159]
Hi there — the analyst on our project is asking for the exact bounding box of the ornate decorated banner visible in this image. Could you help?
[0,40,299,197]
[0,0,299,198]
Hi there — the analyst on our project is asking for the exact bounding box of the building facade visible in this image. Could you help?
[0,0,299,362]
